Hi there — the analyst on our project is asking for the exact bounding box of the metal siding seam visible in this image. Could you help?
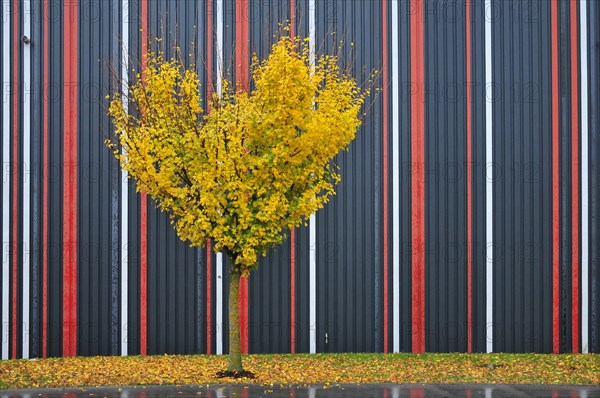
[484,0,493,354]
[308,0,316,355]
[11,0,18,360]
[205,0,213,356]
[121,0,129,357]
[63,0,78,358]
[551,0,560,354]
[1,0,10,361]
[289,0,296,355]
[570,0,580,353]
[197,244,203,354]
[139,0,148,357]
[196,0,205,356]
[290,227,296,347]
[589,0,599,354]
[111,0,120,357]
[290,216,296,351]
[22,0,31,360]
[381,0,389,354]
[42,0,49,359]
[29,0,40,359]
[391,0,399,354]
[410,0,425,354]
[466,0,473,354]
[550,0,560,354]
[215,0,223,356]
[579,0,589,355]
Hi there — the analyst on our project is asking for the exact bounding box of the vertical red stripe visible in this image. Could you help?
[11,0,19,360]
[236,0,250,354]
[410,0,425,353]
[569,0,579,353]
[205,0,213,355]
[42,0,50,359]
[381,0,389,353]
[465,0,473,354]
[551,0,560,354]
[289,0,296,355]
[63,0,78,357]
[139,0,148,356]
[235,0,249,91]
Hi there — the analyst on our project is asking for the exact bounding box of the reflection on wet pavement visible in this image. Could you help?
[2,383,600,398]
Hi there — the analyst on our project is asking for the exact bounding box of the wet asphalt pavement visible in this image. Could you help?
[1,384,599,398]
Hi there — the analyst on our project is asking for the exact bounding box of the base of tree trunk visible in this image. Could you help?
[216,370,256,379]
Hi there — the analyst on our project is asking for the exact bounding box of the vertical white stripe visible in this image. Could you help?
[308,0,316,355]
[580,0,589,355]
[391,0,400,353]
[215,0,224,356]
[215,252,223,354]
[309,213,316,353]
[308,387,316,398]
[216,0,223,95]
[485,0,494,353]
[120,0,129,357]
[22,0,31,359]
[2,0,11,361]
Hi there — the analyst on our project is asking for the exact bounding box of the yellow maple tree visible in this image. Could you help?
[107,35,367,374]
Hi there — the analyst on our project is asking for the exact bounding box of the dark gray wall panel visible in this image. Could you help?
[48,0,64,359]
[558,0,573,353]
[394,0,415,353]
[314,0,382,354]
[15,0,23,360]
[424,0,468,353]
[1,0,599,358]
[77,0,120,357]
[289,0,312,355]
[30,0,43,360]
[491,0,553,353]
[144,0,201,355]
[247,0,293,355]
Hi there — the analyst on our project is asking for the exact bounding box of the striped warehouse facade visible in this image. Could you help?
[0,0,599,359]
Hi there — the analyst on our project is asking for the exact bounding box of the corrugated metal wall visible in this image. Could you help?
[0,0,598,359]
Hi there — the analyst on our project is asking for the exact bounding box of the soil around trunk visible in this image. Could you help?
[216,370,256,379]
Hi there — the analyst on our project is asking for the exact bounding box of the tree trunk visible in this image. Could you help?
[228,269,243,372]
